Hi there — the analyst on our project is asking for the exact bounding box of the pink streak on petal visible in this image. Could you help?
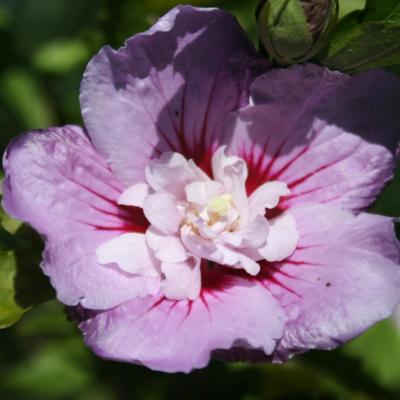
[269,204,400,360]
[80,6,268,185]
[2,126,157,309]
[226,64,400,210]
[79,268,284,372]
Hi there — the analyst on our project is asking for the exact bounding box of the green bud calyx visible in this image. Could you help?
[256,0,338,65]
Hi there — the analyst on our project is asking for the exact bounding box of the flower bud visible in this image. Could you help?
[256,0,338,65]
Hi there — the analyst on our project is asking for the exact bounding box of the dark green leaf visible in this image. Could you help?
[321,0,400,74]
[322,20,400,72]
[386,64,400,75]
[0,209,54,329]
[365,0,400,24]
[320,0,400,73]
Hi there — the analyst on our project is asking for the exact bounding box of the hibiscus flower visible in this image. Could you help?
[2,6,400,372]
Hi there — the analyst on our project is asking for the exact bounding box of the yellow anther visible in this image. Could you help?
[208,194,232,216]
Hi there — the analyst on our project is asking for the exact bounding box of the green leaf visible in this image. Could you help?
[320,0,400,73]
[0,191,22,235]
[321,0,400,74]
[322,20,400,72]
[386,64,400,76]
[0,209,21,235]
[365,0,400,24]
[338,0,366,19]
[0,211,54,328]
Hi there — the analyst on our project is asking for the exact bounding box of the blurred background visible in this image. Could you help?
[0,0,399,399]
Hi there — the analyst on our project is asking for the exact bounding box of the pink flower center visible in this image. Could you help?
[96,147,299,300]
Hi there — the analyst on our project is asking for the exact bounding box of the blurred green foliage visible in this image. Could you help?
[0,0,399,399]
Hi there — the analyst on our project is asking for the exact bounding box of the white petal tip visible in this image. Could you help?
[118,183,150,207]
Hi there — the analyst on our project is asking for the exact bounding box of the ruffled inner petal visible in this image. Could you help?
[248,181,290,219]
[118,183,151,207]
[161,256,201,300]
[96,232,159,277]
[146,226,188,263]
[211,146,249,225]
[220,215,269,249]
[145,152,208,199]
[258,212,298,262]
[143,192,184,234]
